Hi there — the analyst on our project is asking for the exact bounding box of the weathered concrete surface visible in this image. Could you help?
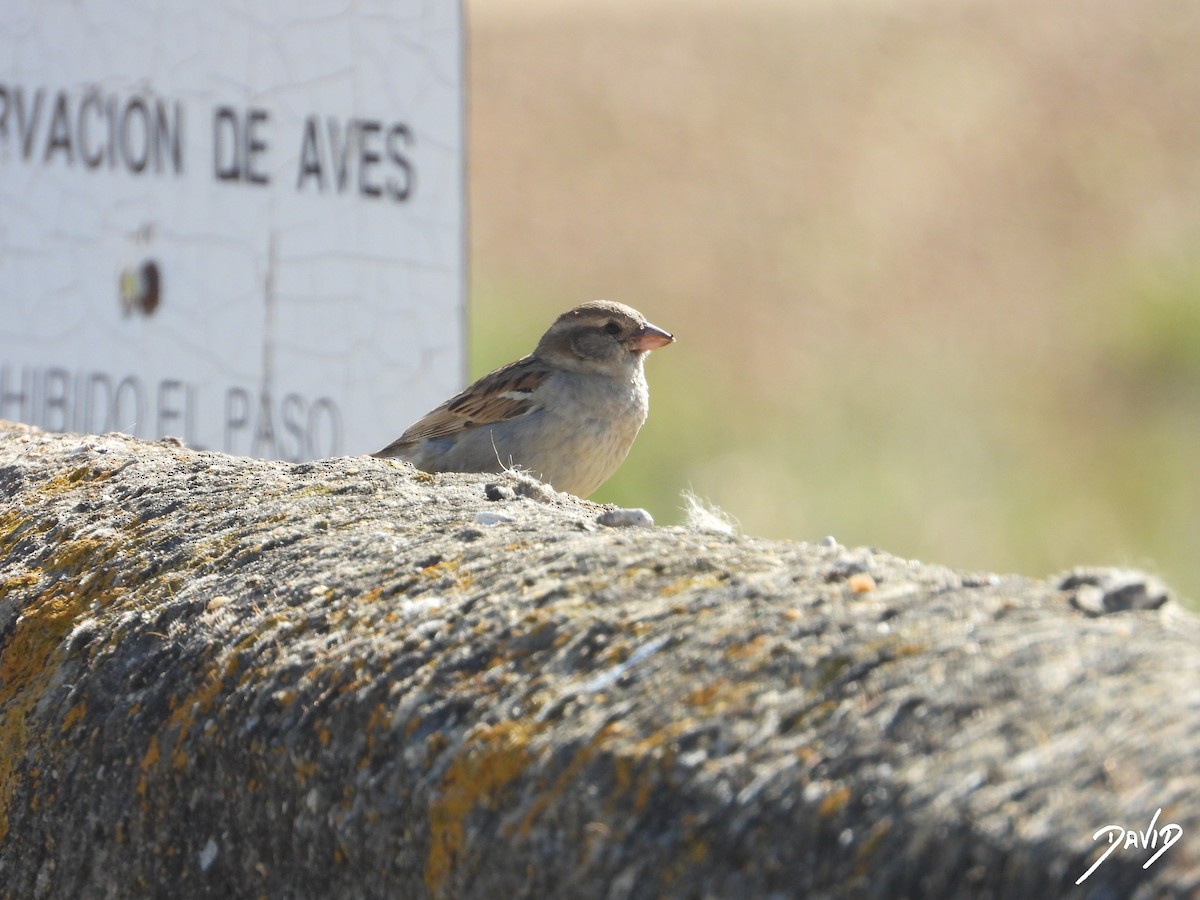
[0,421,1197,899]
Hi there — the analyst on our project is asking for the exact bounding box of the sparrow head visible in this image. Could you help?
[535,300,675,376]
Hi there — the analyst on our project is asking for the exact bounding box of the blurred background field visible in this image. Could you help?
[464,0,1200,605]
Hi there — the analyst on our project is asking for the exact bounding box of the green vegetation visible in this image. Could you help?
[468,2,1200,606]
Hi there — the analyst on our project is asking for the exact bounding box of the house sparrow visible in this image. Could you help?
[373,300,674,496]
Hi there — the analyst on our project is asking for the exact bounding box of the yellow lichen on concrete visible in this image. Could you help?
[723,635,770,661]
[59,702,88,735]
[0,572,40,601]
[0,591,84,704]
[854,816,893,872]
[514,730,604,840]
[684,680,727,708]
[681,677,759,718]
[419,557,474,592]
[366,701,392,753]
[168,656,238,759]
[0,569,109,841]
[818,785,851,817]
[425,720,541,895]
[658,572,727,599]
[661,834,712,889]
[132,654,241,804]
[608,721,695,817]
[137,737,162,798]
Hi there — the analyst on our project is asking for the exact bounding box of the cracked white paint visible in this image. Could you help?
[0,1,465,461]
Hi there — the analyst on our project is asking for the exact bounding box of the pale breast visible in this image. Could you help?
[492,366,650,496]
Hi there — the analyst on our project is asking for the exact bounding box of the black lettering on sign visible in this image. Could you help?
[386,123,414,201]
[252,391,277,458]
[296,117,352,193]
[0,365,32,424]
[246,109,270,184]
[0,83,183,175]
[154,99,183,173]
[78,90,105,168]
[0,82,417,202]
[306,397,342,459]
[0,366,342,459]
[44,93,72,164]
[81,372,114,433]
[223,387,343,461]
[16,85,43,159]
[212,105,270,185]
[156,379,197,439]
[295,115,415,202]
[113,376,146,434]
[41,367,72,431]
[213,107,240,180]
[122,97,150,172]
[332,119,354,191]
[282,393,307,461]
[358,120,382,198]
[296,117,325,190]
[224,386,251,450]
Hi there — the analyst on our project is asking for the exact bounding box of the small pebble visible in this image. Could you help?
[475,511,513,526]
[848,572,877,594]
[484,483,516,502]
[597,508,654,528]
[1058,567,1171,616]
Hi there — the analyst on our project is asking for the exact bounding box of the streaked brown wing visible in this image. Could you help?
[384,356,549,448]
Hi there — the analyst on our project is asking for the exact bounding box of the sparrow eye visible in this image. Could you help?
[603,320,621,336]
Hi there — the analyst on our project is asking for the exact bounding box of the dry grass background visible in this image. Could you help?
[465,0,1200,603]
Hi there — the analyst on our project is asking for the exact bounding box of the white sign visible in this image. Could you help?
[0,1,465,461]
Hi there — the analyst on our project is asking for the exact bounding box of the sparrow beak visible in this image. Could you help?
[628,322,675,352]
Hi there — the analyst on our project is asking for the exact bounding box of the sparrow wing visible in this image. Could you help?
[376,356,551,452]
